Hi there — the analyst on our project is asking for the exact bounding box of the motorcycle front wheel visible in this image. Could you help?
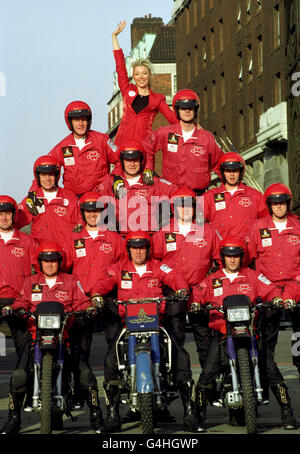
[40,351,53,434]
[237,346,257,435]
[139,392,154,434]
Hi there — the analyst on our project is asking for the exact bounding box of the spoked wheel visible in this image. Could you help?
[40,351,53,434]
[139,392,154,434]
[237,347,257,435]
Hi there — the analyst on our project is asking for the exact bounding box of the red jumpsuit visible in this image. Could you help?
[152,220,220,304]
[17,186,81,247]
[63,228,126,294]
[12,272,91,338]
[203,182,267,241]
[283,276,300,300]
[90,257,188,319]
[247,214,300,286]
[0,230,37,299]
[113,49,177,146]
[193,267,279,335]
[94,173,177,234]
[142,122,224,191]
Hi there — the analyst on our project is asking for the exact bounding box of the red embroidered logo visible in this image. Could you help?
[191,146,205,156]
[55,291,68,301]
[287,235,300,245]
[148,279,159,288]
[193,239,207,248]
[11,247,25,257]
[54,206,67,217]
[99,243,112,254]
[134,189,148,198]
[237,284,251,294]
[87,150,100,161]
[238,197,252,207]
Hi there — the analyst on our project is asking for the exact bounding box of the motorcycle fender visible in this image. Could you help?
[136,351,154,394]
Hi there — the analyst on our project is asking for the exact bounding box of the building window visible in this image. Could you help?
[202,36,207,67]
[212,80,217,113]
[219,18,224,54]
[246,0,251,21]
[273,4,280,48]
[220,72,225,107]
[194,45,199,76]
[186,6,190,36]
[210,27,215,61]
[247,44,253,82]
[238,51,243,89]
[257,34,263,74]
[256,0,261,11]
[239,110,245,146]
[237,3,242,31]
[173,75,177,95]
[275,73,282,104]
[187,54,191,83]
[203,86,208,120]
[248,103,254,140]
[258,96,264,117]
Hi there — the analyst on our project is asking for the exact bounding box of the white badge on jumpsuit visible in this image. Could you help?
[213,278,223,297]
[214,193,226,211]
[121,271,133,289]
[167,133,179,153]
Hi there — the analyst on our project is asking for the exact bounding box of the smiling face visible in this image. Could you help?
[39,172,56,192]
[0,210,13,232]
[84,209,101,228]
[133,65,150,91]
[224,169,241,187]
[71,116,88,139]
[123,158,141,178]
[41,260,59,277]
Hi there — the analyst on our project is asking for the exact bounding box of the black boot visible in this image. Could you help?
[271,383,297,430]
[195,383,208,425]
[102,382,121,433]
[84,387,104,433]
[179,381,205,433]
[0,392,24,434]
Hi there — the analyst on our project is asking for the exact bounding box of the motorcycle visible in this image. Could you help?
[114,296,175,434]
[23,301,76,434]
[196,294,267,435]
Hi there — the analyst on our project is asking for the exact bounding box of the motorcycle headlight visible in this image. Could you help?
[38,315,61,329]
[227,307,250,322]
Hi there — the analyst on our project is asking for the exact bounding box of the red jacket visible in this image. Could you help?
[282,275,300,301]
[0,230,37,299]
[17,186,80,246]
[94,173,177,234]
[63,228,126,294]
[12,272,91,338]
[90,257,188,319]
[48,130,118,195]
[248,214,300,286]
[203,182,267,241]
[193,267,279,334]
[113,49,177,146]
[152,220,221,302]
[142,122,223,191]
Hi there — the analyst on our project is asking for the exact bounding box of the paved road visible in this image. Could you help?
[1,328,300,436]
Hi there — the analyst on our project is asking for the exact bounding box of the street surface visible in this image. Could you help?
[1,327,300,436]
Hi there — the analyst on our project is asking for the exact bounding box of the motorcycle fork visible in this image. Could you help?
[226,337,240,394]
[54,341,64,409]
[249,336,263,402]
[33,343,41,409]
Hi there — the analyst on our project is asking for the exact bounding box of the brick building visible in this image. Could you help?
[172,0,289,192]
[107,15,177,148]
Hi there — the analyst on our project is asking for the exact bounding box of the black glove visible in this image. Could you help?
[142,169,154,186]
[26,191,43,216]
[272,297,283,308]
[189,302,201,313]
[73,223,84,233]
[113,175,126,199]
[86,306,98,318]
[91,295,104,309]
[2,306,13,317]
[175,288,189,300]
[283,299,297,310]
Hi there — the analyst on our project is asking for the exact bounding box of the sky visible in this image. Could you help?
[0,0,174,202]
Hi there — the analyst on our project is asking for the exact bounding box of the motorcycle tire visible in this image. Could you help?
[40,351,53,434]
[237,346,257,435]
[139,392,154,434]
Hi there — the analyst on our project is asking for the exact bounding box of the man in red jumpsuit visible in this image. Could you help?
[152,187,220,368]
[0,195,37,360]
[203,152,267,241]
[90,231,204,433]
[17,155,80,246]
[26,101,118,208]
[191,236,296,430]
[0,242,103,434]
[142,89,224,193]
[248,183,300,378]
[94,141,177,234]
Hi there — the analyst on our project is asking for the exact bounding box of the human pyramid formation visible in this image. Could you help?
[0,21,300,434]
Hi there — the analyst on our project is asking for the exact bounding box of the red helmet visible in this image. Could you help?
[125,230,152,259]
[219,236,247,266]
[172,89,200,120]
[0,195,18,224]
[79,192,106,222]
[64,101,92,131]
[36,241,64,271]
[34,155,61,186]
[264,183,292,213]
[118,141,145,170]
[218,152,245,183]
